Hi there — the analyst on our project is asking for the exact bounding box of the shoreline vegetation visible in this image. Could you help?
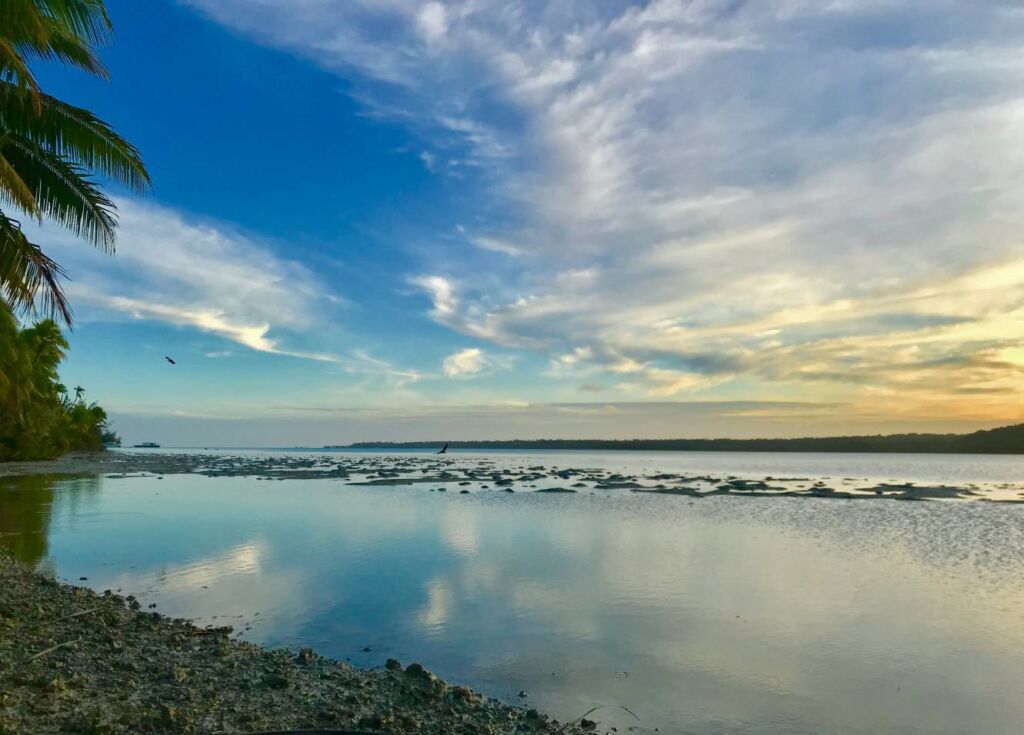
[338,423,1024,455]
[0,303,116,462]
[0,549,588,735]
[1,0,144,463]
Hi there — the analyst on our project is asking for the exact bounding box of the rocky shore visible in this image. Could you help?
[0,550,588,734]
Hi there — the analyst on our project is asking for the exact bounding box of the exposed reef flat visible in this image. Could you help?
[2,451,1023,503]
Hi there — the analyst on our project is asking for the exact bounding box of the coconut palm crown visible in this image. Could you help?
[0,0,149,324]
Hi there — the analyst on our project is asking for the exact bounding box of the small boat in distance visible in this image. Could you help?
[132,442,160,448]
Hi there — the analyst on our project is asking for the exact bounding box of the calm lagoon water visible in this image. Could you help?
[3,449,1024,734]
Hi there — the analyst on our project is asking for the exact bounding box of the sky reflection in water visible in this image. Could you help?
[3,452,1024,735]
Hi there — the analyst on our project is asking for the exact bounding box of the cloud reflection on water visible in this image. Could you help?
[16,464,1024,735]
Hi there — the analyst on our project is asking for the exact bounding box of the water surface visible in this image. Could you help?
[3,450,1024,734]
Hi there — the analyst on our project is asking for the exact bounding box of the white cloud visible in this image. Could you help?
[443,347,486,377]
[348,349,425,385]
[409,274,458,317]
[34,200,422,384]
[32,199,339,354]
[419,150,437,171]
[470,236,524,257]
[416,2,448,43]
[181,0,1024,413]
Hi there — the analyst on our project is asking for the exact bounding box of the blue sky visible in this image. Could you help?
[30,0,1024,444]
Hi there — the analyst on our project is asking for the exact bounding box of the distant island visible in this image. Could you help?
[335,423,1024,454]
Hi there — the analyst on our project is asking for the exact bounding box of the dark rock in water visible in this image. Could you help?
[451,685,474,701]
[385,657,402,671]
[804,487,854,499]
[518,690,528,698]
[632,486,702,497]
[727,480,771,490]
[503,488,514,493]
[526,708,540,720]
[295,647,315,665]
[405,662,434,680]
[844,483,977,501]
[79,577,88,581]
[580,717,597,729]
[535,487,576,493]
[459,489,470,494]
[362,646,372,652]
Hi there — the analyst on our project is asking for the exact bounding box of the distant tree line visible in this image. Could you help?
[344,424,1024,454]
[0,300,117,460]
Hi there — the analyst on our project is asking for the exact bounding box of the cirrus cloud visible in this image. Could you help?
[181,0,1024,420]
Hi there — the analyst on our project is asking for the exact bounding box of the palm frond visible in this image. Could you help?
[33,0,113,46]
[17,16,109,79]
[1,135,117,248]
[0,0,111,102]
[0,1,112,47]
[0,37,40,99]
[0,153,41,216]
[0,2,50,52]
[0,210,71,324]
[0,81,150,192]
[0,0,145,327]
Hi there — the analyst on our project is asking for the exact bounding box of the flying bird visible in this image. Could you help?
[164,356,176,365]
[437,442,449,454]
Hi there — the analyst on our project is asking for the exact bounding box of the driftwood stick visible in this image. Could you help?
[27,638,80,662]
[558,704,640,733]
[55,606,101,622]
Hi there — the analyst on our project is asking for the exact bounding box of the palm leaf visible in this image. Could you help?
[0,1,112,46]
[0,0,147,326]
[0,0,112,103]
[0,81,150,192]
[33,0,113,46]
[0,37,40,99]
[0,153,41,215]
[0,210,71,323]
[1,135,117,247]
[17,16,109,79]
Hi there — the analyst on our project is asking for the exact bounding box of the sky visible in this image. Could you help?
[27,0,1024,445]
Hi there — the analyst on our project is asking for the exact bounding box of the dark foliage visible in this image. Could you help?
[344,425,1024,455]
[0,299,113,460]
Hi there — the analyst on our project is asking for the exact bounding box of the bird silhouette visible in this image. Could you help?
[164,356,176,365]
[437,442,449,454]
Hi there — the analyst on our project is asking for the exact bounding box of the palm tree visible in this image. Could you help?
[0,0,149,324]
